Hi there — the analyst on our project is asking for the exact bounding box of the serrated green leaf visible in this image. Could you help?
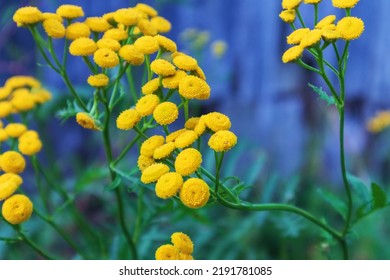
[317,188,347,220]
[308,83,336,106]
[104,176,122,191]
[371,182,387,209]
[347,173,371,204]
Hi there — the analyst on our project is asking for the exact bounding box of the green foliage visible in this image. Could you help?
[308,83,336,106]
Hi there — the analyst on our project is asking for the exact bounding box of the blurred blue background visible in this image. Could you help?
[1,0,390,259]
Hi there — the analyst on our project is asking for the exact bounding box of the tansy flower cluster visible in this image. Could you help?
[280,0,364,63]
[366,111,390,133]
[155,232,194,260]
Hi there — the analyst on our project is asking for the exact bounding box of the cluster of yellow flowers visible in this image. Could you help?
[0,76,47,225]
[366,111,390,133]
[155,232,194,260]
[280,0,364,63]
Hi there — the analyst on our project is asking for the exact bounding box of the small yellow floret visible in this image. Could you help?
[116,109,140,130]
[2,194,33,224]
[180,178,210,209]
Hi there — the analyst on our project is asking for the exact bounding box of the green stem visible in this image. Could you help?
[61,73,89,111]
[145,54,152,81]
[126,65,139,105]
[14,226,54,259]
[62,38,69,66]
[82,56,98,74]
[31,155,50,213]
[133,189,144,243]
[296,8,306,28]
[314,4,319,25]
[112,134,142,166]
[297,59,320,74]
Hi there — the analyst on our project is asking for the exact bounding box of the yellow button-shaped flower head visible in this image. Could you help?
[13,6,43,26]
[76,112,100,130]
[65,22,90,40]
[93,48,119,68]
[141,163,170,184]
[315,15,337,29]
[0,180,21,201]
[150,59,176,76]
[282,0,302,9]
[0,151,26,174]
[114,8,139,26]
[153,142,175,160]
[103,28,128,41]
[56,5,84,19]
[0,102,13,118]
[155,35,177,53]
[153,102,179,125]
[142,78,160,95]
[174,130,198,149]
[155,244,179,260]
[336,17,364,41]
[180,178,210,209]
[150,16,172,33]
[87,74,109,88]
[5,123,27,138]
[69,38,97,56]
[18,137,43,156]
[155,172,183,199]
[185,117,200,130]
[135,3,158,17]
[279,10,296,23]
[134,36,159,55]
[178,75,211,100]
[300,29,323,48]
[304,0,322,3]
[173,54,198,71]
[282,45,304,63]
[137,19,158,36]
[84,17,111,33]
[119,45,145,65]
[137,155,155,172]
[175,148,202,176]
[162,70,187,89]
[140,135,165,157]
[2,194,33,225]
[208,130,238,152]
[332,0,360,9]
[97,38,121,51]
[179,253,194,260]
[204,112,231,132]
[43,19,66,39]
[136,94,160,117]
[166,128,187,143]
[0,129,9,142]
[287,28,310,45]
[116,109,141,130]
[171,232,194,255]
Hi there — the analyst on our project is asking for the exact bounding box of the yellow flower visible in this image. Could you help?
[155,172,183,199]
[336,17,364,41]
[134,36,160,55]
[179,253,194,260]
[194,117,207,136]
[56,5,84,19]
[13,6,43,26]
[178,75,211,100]
[0,173,23,188]
[322,29,341,41]
[155,244,179,260]
[0,151,26,174]
[315,15,337,29]
[137,155,155,172]
[19,130,40,140]
[150,59,177,76]
[76,112,100,130]
[174,130,198,149]
[208,130,238,152]
[141,163,170,184]
[84,17,111,33]
[166,128,187,143]
[5,76,40,90]
[135,3,158,17]
[0,87,11,99]
[332,0,360,9]
[155,35,177,53]
[185,117,200,130]
[0,101,14,118]
[279,9,296,23]
[137,19,158,36]
[204,112,231,132]
[18,137,43,156]
[153,102,179,125]
[366,111,390,133]
[153,142,176,160]
[116,109,141,130]
[69,38,97,56]
[140,135,165,157]
[103,28,128,41]
[282,45,304,63]
[93,48,119,68]
[65,22,91,40]
[175,148,202,176]
[173,54,198,71]
[0,129,8,142]
[282,0,303,9]
[150,16,172,33]
[114,8,139,26]
[10,89,36,112]
[211,40,227,58]
[287,28,310,45]
[194,66,206,80]
[87,74,109,88]
[31,89,52,104]
[43,19,66,39]
[1,194,33,225]
[300,29,323,48]
[171,232,193,255]
[162,71,187,89]
[119,45,145,65]
[304,0,322,3]
[136,95,160,117]
[4,123,27,138]
[42,13,63,22]
[142,78,160,95]
[0,181,20,201]
[180,178,210,209]
[97,38,121,51]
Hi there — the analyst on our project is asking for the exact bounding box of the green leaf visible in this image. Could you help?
[347,173,371,204]
[104,176,122,191]
[371,182,387,209]
[308,83,336,106]
[317,188,347,220]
